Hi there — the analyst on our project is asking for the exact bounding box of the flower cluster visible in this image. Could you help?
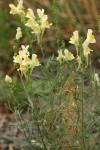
[57,49,74,63]
[25,8,52,44]
[9,0,52,44]
[58,29,96,67]
[9,0,25,20]
[13,45,40,78]
[9,1,53,79]
[70,29,96,56]
[82,29,96,64]
[69,30,79,54]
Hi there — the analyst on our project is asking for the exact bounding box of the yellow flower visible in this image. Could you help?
[82,43,93,65]
[25,8,52,43]
[85,29,96,44]
[83,29,96,48]
[32,24,41,35]
[82,29,96,66]
[30,54,40,69]
[17,56,31,78]
[41,19,52,29]
[69,31,79,47]
[57,49,74,63]
[22,57,31,66]
[19,45,30,58]
[18,63,29,78]
[25,19,34,29]
[94,73,100,87]
[9,0,25,18]
[82,42,93,57]
[37,9,45,18]
[25,10,40,35]
[13,45,40,78]
[13,54,22,64]
[5,75,12,83]
[18,54,40,78]
[13,45,29,64]
[16,27,22,40]
[64,49,74,61]
[17,57,30,78]
[26,8,35,20]
[37,9,52,29]
[57,50,65,63]
[25,9,36,29]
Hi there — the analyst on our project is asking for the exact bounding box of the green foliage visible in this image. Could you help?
[6,55,100,149]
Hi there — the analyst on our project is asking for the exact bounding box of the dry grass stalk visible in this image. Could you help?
[62,0,76,27]
[90,0,99,22]
[60,75,81,149]
[35,0,50,7]
[82,0,95,28]
[45,72,82,149]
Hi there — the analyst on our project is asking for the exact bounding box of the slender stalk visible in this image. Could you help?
[40,42,45,60]
[19,73,33,108]
[81,71,86,150]
[39,32,45,60]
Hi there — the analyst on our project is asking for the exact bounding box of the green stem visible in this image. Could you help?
[19,73,33,108]
[39,40,45,60]
[81,72,86,150]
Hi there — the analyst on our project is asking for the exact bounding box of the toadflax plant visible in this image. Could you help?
[4,0,100,149]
